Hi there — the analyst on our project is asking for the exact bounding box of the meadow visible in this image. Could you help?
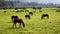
[0,8,60,34]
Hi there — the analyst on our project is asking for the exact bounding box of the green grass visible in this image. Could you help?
[0,8,60,34]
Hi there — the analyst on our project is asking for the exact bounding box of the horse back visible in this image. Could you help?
[14,18,23,23]
[42,14,48,16]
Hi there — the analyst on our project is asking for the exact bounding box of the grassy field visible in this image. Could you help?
[0,8,60,34]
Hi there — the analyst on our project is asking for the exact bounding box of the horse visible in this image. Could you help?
[11,16,19,21]
[41,14,49,20]
[13,18,25,28]
[4,11,7,13]
[29,12,33,15]
[39,10,42,12]
[25,10,29,12]
[25,15,31,19]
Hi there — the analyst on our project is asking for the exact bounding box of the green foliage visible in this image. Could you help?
[56,9,60,12]
[56,10,60,12]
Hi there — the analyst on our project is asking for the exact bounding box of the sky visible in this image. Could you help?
[5,0,60,4]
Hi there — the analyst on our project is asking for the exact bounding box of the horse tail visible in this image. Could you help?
[47,15,49,19]
[23,22,25,27]
[21,21,25,27]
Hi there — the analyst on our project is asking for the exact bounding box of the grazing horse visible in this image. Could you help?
[39,10,42,12]
[11,16,19,21]
[41,14,49,20]
[29,12,33,15]
[4,11,7,13]
[25,10,29,12]
[25,15,31,19]
[16,10,20,12]
[13,18,25,28]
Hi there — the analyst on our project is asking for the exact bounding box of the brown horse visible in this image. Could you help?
[13,18,25,28]
[41,14,49,20]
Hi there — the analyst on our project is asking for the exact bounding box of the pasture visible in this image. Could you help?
[0,8,60,34]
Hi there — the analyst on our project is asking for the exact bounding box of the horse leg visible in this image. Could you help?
[29,17,31,19]
[13,23,16,28]
[13,23,14,28]
[41,16,43,20]
[22,21,25,27]
[44,17,45,20]
[13,21,17,28]
[47,16,49,19]
[19,23,21,28]
[14,23,17,28]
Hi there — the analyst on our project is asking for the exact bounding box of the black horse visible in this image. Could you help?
[13,18,25,28]
[29,12,33,15]
[4,11,7,13]
[41,14,49,20]
[11,16,19,21]
[25,15,31,19]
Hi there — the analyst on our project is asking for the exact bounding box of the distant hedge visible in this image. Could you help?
[56,9,60,12]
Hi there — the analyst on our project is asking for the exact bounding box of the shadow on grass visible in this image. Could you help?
[49,22,52,23]
[25,18,31,20]
[0,32,3,34]
[7,22,12,23]
[8,27,19,29]
[19,32,34,34]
